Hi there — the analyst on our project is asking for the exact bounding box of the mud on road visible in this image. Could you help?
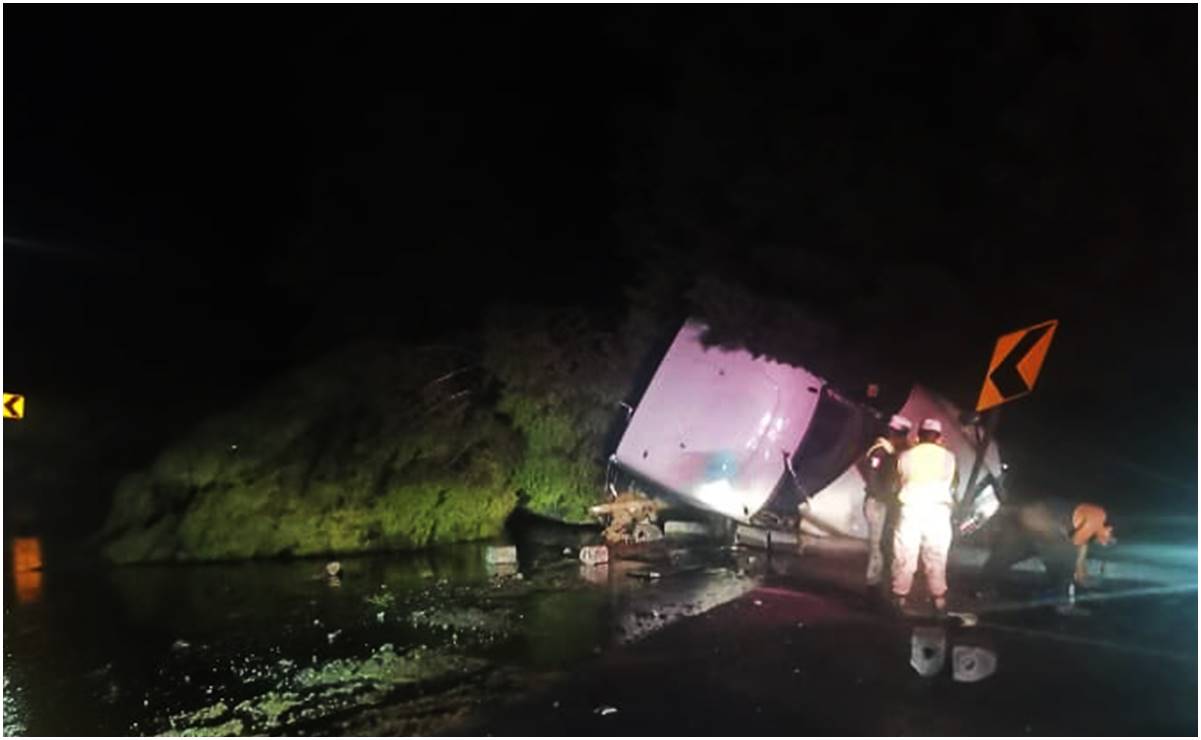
[4,539,1195,736]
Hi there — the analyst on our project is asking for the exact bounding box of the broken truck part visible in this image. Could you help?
[610,319,1004,540]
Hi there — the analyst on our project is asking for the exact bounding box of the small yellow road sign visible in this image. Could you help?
[976,320,1058,412]
[4,393,26,420]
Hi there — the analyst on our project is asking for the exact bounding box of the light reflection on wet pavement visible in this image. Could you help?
[2,542,757,735]
[3,539,1196,735]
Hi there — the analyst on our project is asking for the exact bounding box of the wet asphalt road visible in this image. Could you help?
[3,538,1196,736]
[464,573,1197,736]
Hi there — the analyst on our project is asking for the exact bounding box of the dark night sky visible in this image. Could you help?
[3,6,1197,531]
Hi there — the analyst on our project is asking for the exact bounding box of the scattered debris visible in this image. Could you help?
[171,639,191,652]
[947,611,979,627]
[160,645,489,736]
[952,645,998,683]
[488,562,519,578]
[590,491,667,544]
[910,627,947,678]
[579,545,610,566]
[408,606,514,641]
[365,589,396,611]
[326,630,342,645]
[594,705,619,716]
[632,522,664,543]
[627,570,661,581]
[663,521,712,539]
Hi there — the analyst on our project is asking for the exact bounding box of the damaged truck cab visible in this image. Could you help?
[611,320,1004,541]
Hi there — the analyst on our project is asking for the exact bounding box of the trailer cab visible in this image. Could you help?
[612,319,1003,539]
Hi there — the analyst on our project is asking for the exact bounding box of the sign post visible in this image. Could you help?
[960,320,1059,519]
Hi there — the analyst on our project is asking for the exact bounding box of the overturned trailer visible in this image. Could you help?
[610,320,1004,541]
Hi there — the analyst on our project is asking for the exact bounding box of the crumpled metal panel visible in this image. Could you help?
[615,322,1004,533]
[613,320,825,522]
[797,465,870,539]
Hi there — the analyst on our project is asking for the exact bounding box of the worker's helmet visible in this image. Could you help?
[919,418,943,434]
[888,414,913,433]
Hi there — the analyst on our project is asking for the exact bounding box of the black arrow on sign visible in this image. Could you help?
[4,396,20,418]
[989,324,1052,399]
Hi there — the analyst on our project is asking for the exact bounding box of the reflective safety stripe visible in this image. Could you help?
[897,443,956,506]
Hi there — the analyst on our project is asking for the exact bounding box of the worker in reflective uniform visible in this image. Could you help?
[980,499,1115,598]
[859,414,912,591]
[891,418,958,613]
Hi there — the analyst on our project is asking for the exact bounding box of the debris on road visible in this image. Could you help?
[484,546,518,566]
[664,520,713,540]
[910,627,947,678]
[488,562,519,578]
[160,645,489,736]
[947,611,979,627]
[579,545,610,566]
[627,570,662,580]
[590,491,666,544]
[632,522,664,543]
[952,645,998,683]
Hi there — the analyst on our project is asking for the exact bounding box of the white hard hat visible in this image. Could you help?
[889,414,913,431]
[919,418,943,434]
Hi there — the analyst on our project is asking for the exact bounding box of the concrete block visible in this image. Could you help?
[735,525,799,549]
[484,545,517,565]
[664,521,712,539]
[633,522,664,543]
[579,545,610,566]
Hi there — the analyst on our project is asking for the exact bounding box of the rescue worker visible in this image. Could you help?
[980,498,1115,598]
[891,418,958,614]
[859,414,912,591]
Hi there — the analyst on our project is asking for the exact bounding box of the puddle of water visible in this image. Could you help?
[3,541,756,735]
